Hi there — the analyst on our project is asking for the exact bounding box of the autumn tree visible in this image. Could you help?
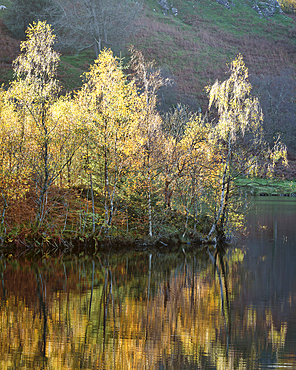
[8,21,80,226]
[165,108,222,237]
[278,0,296,13]
[78,49,144,233]
[206,54,286,241]
[161,105,212,209]
[129,47,168,237]
[161,105,190,210]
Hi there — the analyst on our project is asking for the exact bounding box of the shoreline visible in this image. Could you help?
[0,233,223,259]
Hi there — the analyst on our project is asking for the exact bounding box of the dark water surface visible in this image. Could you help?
[0,197,296,369]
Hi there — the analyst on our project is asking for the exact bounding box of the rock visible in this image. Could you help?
[250,0,284,17]
[172,7,178,16]
[158,0,170,15]
[216,0,284,17]
[157,1,178,16]
[216,0,235,9]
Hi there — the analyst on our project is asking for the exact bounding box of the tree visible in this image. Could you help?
[8,21,80,226]
[163,108,220,237]
[129,47,167,237]
[51,0,143,57]
[161,105,211,210]
[278,0,296,13]
[78,49,144,233]
[206,54,286,241]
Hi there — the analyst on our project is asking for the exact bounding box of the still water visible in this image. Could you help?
[0,197,296,369]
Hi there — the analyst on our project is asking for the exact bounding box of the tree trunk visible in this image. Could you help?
[148,171,153,237]
[89,173,96,234]
[207,135,232,241]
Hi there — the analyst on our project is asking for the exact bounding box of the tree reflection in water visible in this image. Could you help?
[0,242,295,369]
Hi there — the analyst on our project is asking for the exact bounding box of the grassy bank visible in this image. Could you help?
[236,177,296,195]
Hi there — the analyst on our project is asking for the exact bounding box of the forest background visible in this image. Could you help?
[0,0,295,254]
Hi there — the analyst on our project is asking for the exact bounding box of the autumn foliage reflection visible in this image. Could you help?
[0,250,293,369]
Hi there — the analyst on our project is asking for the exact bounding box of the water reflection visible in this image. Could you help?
[242,197,296,370]
[0,197,296,369]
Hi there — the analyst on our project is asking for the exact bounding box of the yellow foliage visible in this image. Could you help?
[279,0,296,13]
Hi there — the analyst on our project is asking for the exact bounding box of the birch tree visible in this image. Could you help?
[129,47,167,237]
[206,54,286,241]
[8,21,80,226]
[79,49,143,233]
[207,54,261,240]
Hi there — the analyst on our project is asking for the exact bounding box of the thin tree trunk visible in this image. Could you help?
[107,134,120,228]
[104,134,110,231]
[148,171,153,237]
[207,135,232,241]
[90,173,95,234]
[0,191,7,241]
[219,176,230,238]
[90,0,102,57]
[37,111,50,226]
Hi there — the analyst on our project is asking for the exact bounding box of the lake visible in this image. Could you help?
[0,197,295,369]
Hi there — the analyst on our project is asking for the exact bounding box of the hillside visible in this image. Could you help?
[0,0,296,154]
[132,0,295,107]
[1,1,295,95]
